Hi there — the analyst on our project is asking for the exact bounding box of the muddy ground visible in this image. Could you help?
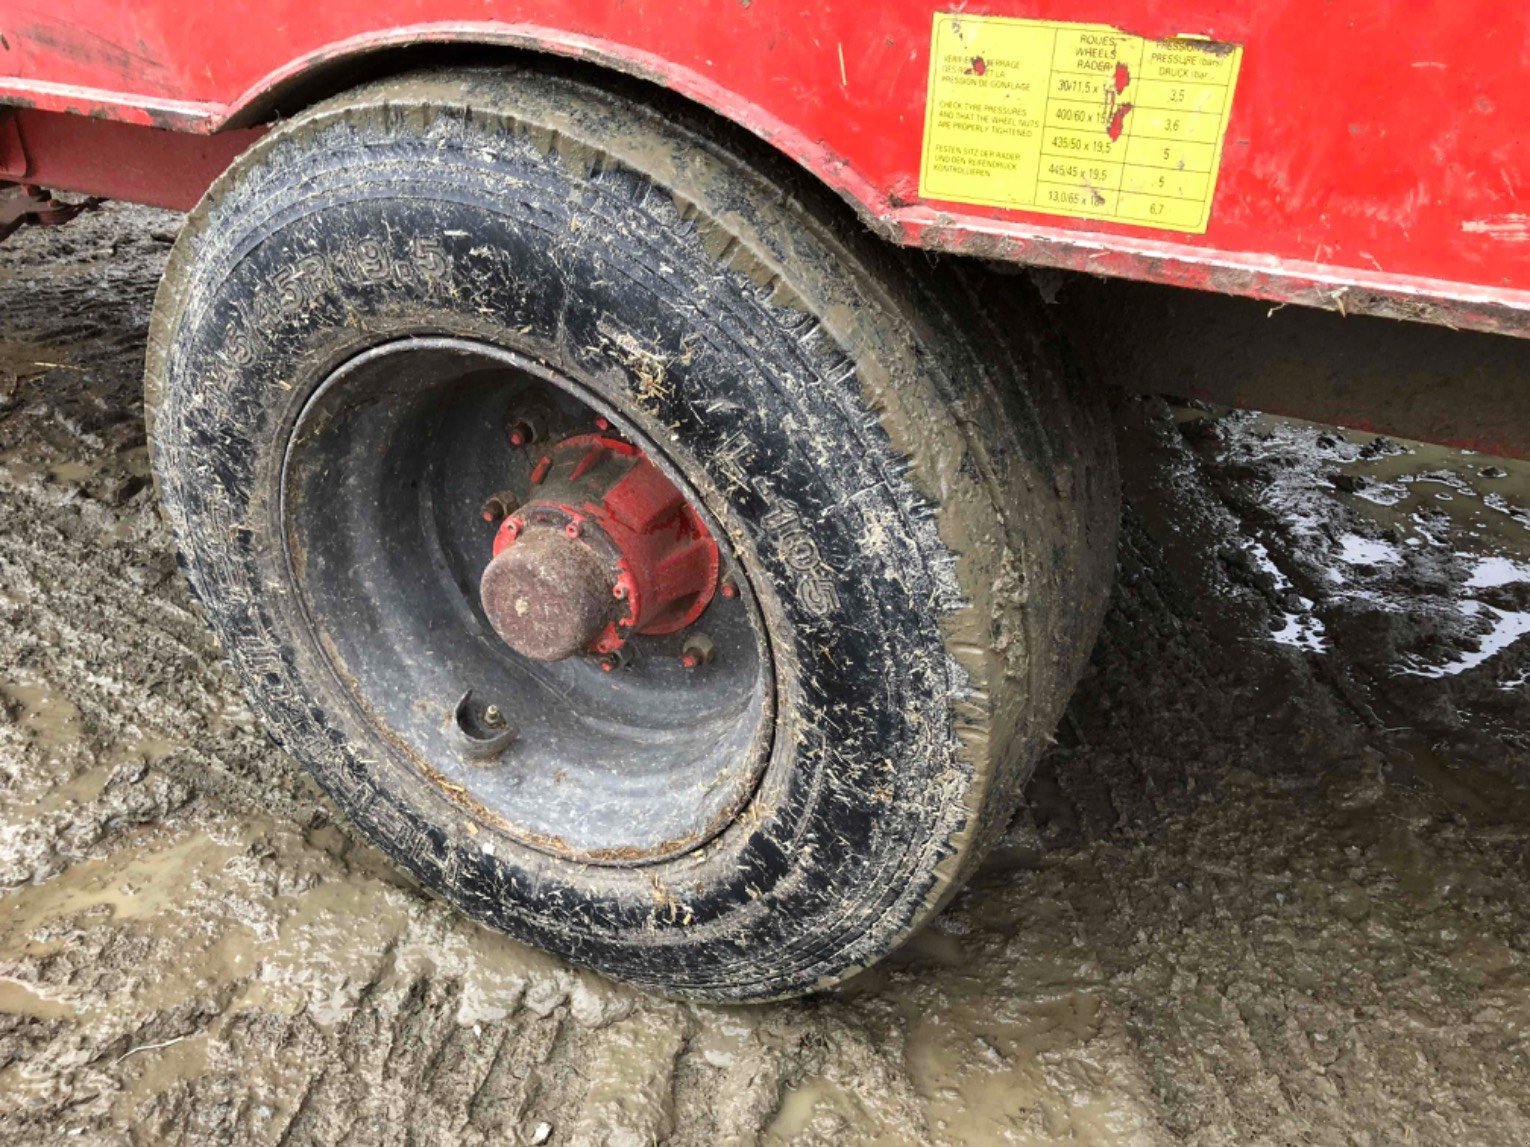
[0,205,1527,1146]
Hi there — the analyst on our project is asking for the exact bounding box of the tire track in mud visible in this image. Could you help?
[1028,399,1530,1144]
[1,205,1528,1145]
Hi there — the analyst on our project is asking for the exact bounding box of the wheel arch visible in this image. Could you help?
[217,27,893,240]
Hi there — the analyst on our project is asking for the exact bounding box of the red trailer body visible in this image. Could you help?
[1,2,1527,323]
[0,1,1525,449]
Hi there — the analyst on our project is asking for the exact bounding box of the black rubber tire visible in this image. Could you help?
[145,67,1119,1001]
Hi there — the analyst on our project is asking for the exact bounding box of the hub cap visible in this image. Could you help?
[480,435,721,661]
[480,528,616,661]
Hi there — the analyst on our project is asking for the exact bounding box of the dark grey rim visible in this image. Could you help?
[279,337,775,865]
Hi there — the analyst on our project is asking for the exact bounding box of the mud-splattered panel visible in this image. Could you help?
[919,14,1242,234]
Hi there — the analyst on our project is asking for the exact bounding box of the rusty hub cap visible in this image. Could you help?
[480,528,617,661]
[481,434,721,662]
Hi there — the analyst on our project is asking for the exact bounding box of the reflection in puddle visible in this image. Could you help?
[1180,409,1530,689]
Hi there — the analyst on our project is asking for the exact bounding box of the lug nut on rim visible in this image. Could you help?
[480,491,519,524]
[599,646,633,672]
[506,403,552,449]
[680,633,715,669]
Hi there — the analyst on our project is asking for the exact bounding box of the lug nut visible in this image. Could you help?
[480,491,519,524]
[599,646,633,672]
[680,633,715,669]
[719,577,738,599]
[613,582,628,600]
[565,521,583,539]
[483,704,506,728]
[506,403,552,448]
[594,416,610,431]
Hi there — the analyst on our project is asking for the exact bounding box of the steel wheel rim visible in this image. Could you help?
[279,337,775,865]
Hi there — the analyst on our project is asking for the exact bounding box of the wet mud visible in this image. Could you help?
[1,205,1528,1145]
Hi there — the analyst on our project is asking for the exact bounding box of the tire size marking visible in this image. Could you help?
[716,433,840,619]
[224,237,451,368]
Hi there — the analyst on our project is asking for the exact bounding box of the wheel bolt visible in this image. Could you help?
[481,491,519,524]
[565,521,583,539]
[506,403,551,448]
[613,583,628,600]
[483,704,506,728]
[594,416,610,431]
[719,578,738,599]
[680,633,715,669]
[599,646,632,672]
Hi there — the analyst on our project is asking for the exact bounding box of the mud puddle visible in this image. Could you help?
[1,204,1528,1145]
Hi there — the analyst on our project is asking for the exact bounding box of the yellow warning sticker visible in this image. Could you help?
[919,15,1243,234]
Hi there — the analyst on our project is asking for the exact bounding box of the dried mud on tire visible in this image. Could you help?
[2,204,1530,1146]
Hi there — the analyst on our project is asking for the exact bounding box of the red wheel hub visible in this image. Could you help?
[479,434,720,661]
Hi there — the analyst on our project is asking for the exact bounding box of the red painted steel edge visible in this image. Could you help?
[0,1,1523,336]
[0,108,261,211]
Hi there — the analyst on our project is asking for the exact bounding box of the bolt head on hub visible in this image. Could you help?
[680,633,716,669]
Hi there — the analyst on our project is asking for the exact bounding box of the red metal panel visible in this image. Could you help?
[0,1,1524,335]
[0,109,261,210]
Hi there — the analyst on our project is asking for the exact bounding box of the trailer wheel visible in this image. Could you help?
[145,68,1118,1001]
